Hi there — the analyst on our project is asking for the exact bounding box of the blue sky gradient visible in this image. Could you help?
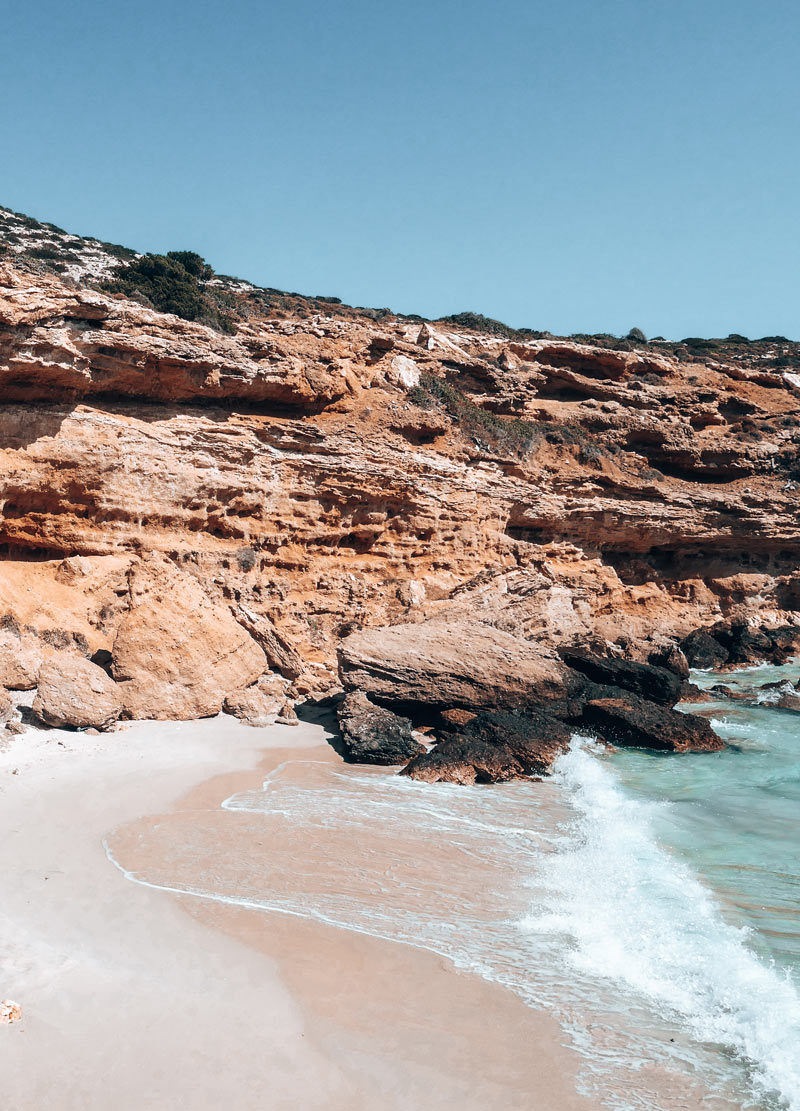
[2,0,798,338]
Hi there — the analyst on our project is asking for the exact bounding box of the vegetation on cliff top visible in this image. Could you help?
[102,251,237,333]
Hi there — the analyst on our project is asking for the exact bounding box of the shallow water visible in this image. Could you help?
[106,665,800,1111]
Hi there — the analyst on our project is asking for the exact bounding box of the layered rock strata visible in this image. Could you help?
[2,216,800,761]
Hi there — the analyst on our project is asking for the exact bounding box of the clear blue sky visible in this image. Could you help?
[2,0,798,339]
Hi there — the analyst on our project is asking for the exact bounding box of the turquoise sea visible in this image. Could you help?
[107,662,800,1110]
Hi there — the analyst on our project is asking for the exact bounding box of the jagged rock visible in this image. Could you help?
[336,691,424,765]
[338,621,585,718]
[582,696,724,753]
[710,622,800,666]
[0,624,43,690]
[5,719,26,735]
[712,623,775,665]
[560,648,682,706]
[112,559,266,720]
[233,606,303,680]
[647,644,690,680]
[402,708,573,784]
[32,654,122,730]
[275,700,299,725]
[680,629,729,670]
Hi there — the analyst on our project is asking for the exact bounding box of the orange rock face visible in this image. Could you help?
[1,248,800,720]
[110,557,267,719]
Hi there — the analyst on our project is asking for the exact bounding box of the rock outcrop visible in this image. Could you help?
[32,654,122,730]
[338,621,584,718]
[336,691,424,765]
[559,649,682,706]
[402,709,573,784]
[581,696,724,753]
[0,688,13,724]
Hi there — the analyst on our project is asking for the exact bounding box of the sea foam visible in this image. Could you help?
[522,739,800,1110]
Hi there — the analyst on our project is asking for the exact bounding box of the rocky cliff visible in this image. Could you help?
[2,205,800,734]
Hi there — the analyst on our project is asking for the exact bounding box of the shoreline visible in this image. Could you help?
[0,711,590,1111]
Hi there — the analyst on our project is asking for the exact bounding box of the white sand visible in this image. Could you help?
[0,712,589,1111]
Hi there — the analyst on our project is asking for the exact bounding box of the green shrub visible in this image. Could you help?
[103,251,236,332]
[439,311,519,338]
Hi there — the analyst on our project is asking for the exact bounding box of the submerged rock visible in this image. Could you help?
[582,695,724,753]
[33,654,122,730]
[336,691,424,765]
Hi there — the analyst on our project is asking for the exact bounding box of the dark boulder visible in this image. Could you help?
[401,737,525,785]
[559,648,682,706]
[440,709,573,774]
[647,644,690,680]
[582,695,724,753]
[711,623,774,666]
[336,691,425,765]
[680,629,729,670]
[765,626,800,660]
[402,709,573,784]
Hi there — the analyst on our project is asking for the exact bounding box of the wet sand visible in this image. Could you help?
[0,712,590,1111]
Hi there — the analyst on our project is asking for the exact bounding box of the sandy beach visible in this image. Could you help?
[0,711,589,1111]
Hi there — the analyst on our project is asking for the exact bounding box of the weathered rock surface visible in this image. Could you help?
[647,644,690,680]
[4,216,800,734]
[223,677,285,726]
[402,709,573,784]
[559,649,682,706]
[0,622,43,689]
[338,621,584,718]
[32,654,122,730]
[582,696,724,753]
[336,691,424,765]
[233,606,303,680]
[112,558,266,719]
[680,629,730,670]
[0,688,13,724]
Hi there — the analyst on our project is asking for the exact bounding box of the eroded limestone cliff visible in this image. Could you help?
[2,208,800,738]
